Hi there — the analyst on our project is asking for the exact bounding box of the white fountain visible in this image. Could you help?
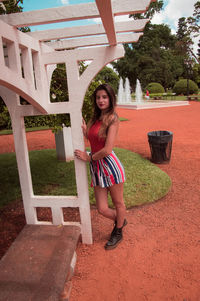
[125,77,132,103]
[117,77,132,104]
[135,79,143,103]
[116,79,189,110]
[117,77,124,104]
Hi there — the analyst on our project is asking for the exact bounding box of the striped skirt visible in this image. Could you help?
[89,151,125,188]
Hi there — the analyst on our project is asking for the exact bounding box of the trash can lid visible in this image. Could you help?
[148,130,173,137]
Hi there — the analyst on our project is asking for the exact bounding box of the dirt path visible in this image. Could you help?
[0,102,200,300]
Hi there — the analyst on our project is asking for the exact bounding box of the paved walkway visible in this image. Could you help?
[71,102,200,301]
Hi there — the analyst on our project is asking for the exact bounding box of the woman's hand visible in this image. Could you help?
[74,149,90,162]
[81,118,87,137]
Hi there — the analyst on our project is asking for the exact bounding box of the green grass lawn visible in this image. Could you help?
[131,93,200,102]
[0,148,171,209]
[0,118,128,135]
[0,126,50,136]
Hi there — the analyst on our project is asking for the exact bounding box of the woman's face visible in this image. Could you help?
[96,89,110,112]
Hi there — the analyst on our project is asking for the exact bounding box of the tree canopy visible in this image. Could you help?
[112,23,182,90]
[187,1,200,37]
[112,1,200,91]
[130,0,164,20]
[0,0,23,15]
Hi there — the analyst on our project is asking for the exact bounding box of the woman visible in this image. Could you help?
[74,84,127,250]
[145,89,150,100]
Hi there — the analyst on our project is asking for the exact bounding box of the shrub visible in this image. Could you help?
[82,80,102,124]
[95,66,119,94]
[0,105,12,130]
[145,82,165,94]
[173,79,198,95]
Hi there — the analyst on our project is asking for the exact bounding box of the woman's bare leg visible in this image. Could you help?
[94,185,116,221]
[109,183,126,228]
[104,183,126,250]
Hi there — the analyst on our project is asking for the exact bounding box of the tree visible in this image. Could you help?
[94,66,119,93]
[175,17,199,87]
[176,17,193,57]
[111,1,186,91]
[192,63,200,87]
[0,0,30,32]
[187,1,200,37]
[198,40,200,60]
[112,24,181,90]
[0,0,23,15]
[130,0,164,20]
[187,1,200,63]
[176,17,189,41]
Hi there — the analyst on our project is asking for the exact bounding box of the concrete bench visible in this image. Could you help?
[0,224,80,301]
[187,95,200,101]
[153,96,162,100]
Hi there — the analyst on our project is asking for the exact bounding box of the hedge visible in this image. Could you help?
[173,79,198,95]
[145,82,165,94]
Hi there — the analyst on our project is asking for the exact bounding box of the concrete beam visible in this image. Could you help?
[0,0,155,27]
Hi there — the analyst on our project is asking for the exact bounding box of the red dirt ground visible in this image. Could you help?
[0,102,200,300]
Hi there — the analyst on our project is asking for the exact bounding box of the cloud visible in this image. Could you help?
[152,0,197,30]
[60,0,69,4]
[151,0,199,54]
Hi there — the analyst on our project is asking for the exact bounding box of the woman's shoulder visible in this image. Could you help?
[110,112,119,125]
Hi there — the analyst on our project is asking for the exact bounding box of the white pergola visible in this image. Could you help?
[0,0,154,244]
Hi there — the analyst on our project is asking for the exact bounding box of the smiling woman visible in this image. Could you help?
[74,84,127,250]
[96,89,110,111]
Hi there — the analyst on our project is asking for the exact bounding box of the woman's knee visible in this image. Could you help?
[113,199,126,210]
[97,205,109,216]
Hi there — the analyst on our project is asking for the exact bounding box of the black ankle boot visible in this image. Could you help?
[110,218,127,237]
[104,227,123,250]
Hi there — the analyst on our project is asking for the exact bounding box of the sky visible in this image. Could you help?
[152,0,197,33]
[22,0,199,53]
[151,0,199,53]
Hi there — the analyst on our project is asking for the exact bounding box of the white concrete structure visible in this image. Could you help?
[117,100,189,110]
[0,0,154,244]
[55,126,74,162]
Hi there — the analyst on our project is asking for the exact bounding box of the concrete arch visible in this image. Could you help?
[0,1,150,244]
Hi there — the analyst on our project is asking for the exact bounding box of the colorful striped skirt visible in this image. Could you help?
[89,151,125,188]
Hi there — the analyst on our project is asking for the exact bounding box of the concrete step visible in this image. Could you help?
[0,224,81,301]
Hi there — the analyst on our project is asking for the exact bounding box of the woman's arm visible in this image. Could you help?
[74,149,91,162]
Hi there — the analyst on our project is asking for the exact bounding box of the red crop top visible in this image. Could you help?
[88,120,105,153]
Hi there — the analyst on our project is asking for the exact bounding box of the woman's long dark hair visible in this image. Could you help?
[87,84,118,138]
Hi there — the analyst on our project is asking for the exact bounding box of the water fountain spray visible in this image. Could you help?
[135,79,143,103]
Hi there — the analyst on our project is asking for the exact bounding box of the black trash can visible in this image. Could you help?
[147,130,173,164]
